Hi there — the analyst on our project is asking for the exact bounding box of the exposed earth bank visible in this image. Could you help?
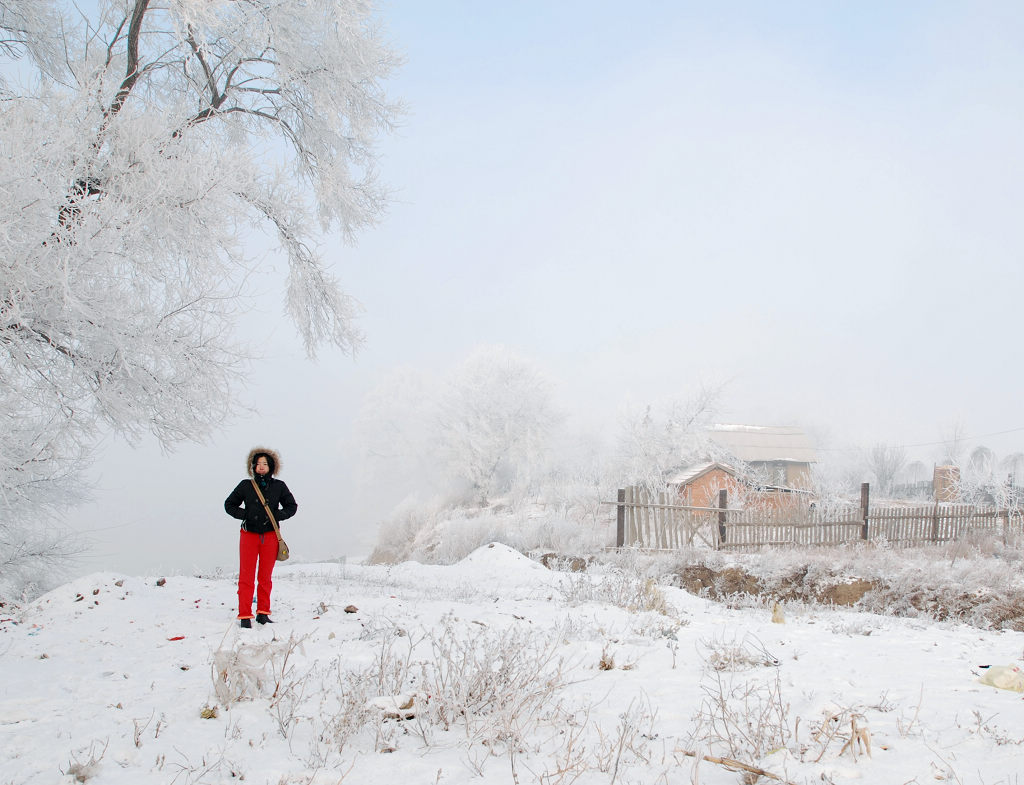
[673,564,1024,631]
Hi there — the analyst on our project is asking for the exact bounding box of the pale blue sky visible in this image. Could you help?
[342,0,1024,437]
[72,1,1024,574]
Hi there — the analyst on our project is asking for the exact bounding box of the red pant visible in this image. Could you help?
[238,529,278,619]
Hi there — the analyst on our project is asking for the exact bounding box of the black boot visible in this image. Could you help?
[256,613,273,625]
[239,618,252,629]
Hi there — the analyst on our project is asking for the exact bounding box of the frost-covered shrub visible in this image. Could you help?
[367,498,438,564]
[0,521,79,604]
[369,503,507,565]
[699,632,780,672]
[212,635,307,706]
[371,498,611,566]
[559,571,676,616]
[689,668,794,768]
[419,614,573,746]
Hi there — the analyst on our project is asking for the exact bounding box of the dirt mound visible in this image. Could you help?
[817,579,874,606]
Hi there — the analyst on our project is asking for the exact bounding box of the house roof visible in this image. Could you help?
[706,424,817,463]
[666,461,738,486]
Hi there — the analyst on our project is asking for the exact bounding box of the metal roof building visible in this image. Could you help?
[705,425,818,464]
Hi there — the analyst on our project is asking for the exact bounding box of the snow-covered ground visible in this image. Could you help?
[3,543,1024,785]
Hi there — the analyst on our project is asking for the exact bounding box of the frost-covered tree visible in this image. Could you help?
[808,454,862,511]
[0,0,399,592]
[900,460,931,485]
[355,346,564,511]
[614,384,723,492]
[955,446,1022,507]
[965,445,996,484]
[999,453,1024,485]
[358,347,567,562]
[435,346,563,505]
[863,443,907,496]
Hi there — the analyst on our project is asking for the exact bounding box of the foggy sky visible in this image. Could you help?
[72,0,1024,577]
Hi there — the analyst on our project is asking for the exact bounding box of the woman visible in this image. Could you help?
[224,447,298,627]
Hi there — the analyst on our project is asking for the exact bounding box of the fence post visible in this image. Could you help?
[860,482,870,540]
[718,489,728,546]
[616,488,625,547]
[622,485,630,548]
[641,486,651,547]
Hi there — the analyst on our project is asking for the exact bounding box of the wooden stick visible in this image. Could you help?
[676,749,798,784]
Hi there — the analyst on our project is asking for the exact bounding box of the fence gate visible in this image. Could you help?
[616,486,720,549]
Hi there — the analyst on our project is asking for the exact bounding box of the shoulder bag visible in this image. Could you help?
[250,479,290,561]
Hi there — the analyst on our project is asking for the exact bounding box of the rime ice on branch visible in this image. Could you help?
[0,0,400,596]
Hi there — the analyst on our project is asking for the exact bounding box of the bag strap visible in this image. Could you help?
[250,478,284,543]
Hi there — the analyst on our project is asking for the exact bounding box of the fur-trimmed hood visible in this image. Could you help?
[246,446,283,478]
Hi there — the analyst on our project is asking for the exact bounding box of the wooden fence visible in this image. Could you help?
[613,486,723,549]
[613,484,1024,551]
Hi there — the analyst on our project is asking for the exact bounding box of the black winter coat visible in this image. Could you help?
[225,477,298,535]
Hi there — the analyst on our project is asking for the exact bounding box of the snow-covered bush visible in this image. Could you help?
[559,571,673,616]
[355,346,564,514]
[689,668,795,769]
[419,614,572,749]
[221,611,577,768]
[370,498,611,566]
[212,634,308,707]
[0,520,80,603]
